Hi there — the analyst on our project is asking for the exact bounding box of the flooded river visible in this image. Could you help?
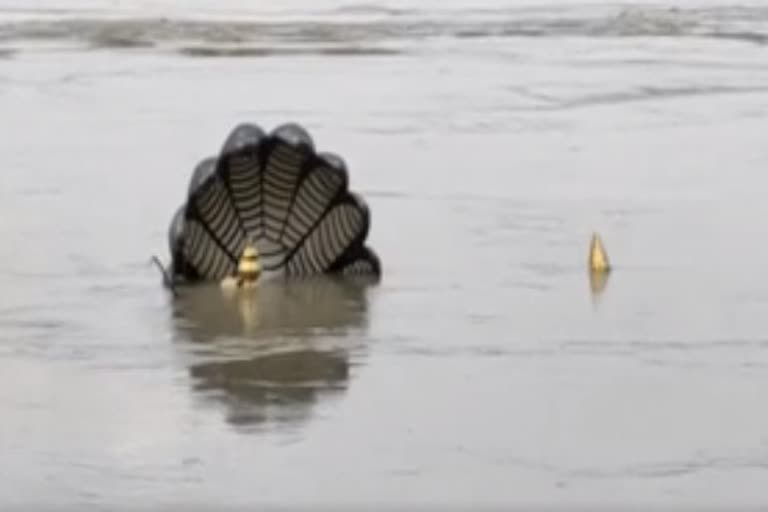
[2,0,768,509]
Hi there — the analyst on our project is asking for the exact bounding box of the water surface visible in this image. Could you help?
[2,1,768,510]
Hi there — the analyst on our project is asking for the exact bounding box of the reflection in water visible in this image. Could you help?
[589,269,611,302]
[171,277,375,432]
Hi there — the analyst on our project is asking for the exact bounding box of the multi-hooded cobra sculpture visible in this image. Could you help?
[158,122,381,291]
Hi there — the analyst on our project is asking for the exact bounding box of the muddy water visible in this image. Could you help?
[2,1,768,510]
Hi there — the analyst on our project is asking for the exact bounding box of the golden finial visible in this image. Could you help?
[222,242,262,291]
[588,233,611,273]
[588,232,611,301]
[237,242,262,282]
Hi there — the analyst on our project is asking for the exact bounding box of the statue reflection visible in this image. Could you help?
[170,277,375,433]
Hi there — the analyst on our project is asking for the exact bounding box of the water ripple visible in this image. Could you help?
[177,44,401,58]
[2,6,768,55]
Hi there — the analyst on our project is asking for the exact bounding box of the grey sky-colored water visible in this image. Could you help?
[1,1,768,510]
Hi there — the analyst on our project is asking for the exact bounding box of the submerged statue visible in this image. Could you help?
[156,122,381,291]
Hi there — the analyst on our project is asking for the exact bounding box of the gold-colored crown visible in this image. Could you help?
[237,243,262,279]
[242,244,259,260]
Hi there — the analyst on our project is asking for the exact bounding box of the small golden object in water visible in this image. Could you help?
[221,243,262,290]
[588,233,611,273]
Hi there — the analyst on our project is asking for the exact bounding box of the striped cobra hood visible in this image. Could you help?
[167,122,381,283]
